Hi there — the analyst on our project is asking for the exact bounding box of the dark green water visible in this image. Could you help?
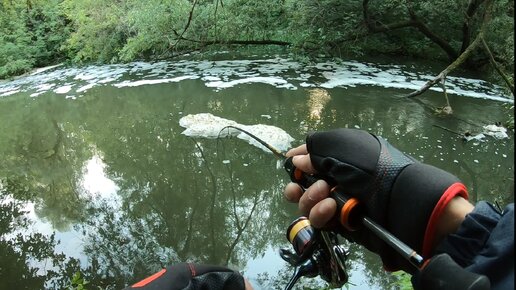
[0,57,513,289]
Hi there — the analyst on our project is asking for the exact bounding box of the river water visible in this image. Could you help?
[0,55,513,289]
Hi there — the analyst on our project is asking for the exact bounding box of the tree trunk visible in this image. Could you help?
[362,0,458,62]
[461,0,486,53]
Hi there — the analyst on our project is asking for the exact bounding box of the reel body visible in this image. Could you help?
[280,217,349,290]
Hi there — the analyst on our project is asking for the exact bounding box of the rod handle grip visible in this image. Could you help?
[416,253,490,290]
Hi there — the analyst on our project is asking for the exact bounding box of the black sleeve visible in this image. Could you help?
[433,202,514,290]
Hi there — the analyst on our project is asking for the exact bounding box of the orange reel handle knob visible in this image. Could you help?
[330,188,363,231]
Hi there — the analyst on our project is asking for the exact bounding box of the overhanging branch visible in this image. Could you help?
[406,0,493,98]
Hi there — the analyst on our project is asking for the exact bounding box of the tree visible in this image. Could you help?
[287,0,513,91]
[0,0,69,78]
[406,0,515,103]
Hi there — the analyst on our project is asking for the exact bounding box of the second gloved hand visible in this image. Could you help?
[124,263,249,290]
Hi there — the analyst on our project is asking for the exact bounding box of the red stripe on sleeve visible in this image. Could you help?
[422,182,468,258]
[131,269,167,288]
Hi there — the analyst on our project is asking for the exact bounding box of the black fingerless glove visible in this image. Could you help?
[124,263,245,290]
[307,129,468,272]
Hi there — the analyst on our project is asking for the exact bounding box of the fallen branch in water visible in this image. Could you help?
[405,0,493,99]
[405,32,482,99]
[432,124,465,137]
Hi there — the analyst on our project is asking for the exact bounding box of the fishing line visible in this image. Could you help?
[216,125,287,160]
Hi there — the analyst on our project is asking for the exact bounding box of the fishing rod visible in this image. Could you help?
[218,125,489,290]
[218,125,348,288]
[218,125,286,159]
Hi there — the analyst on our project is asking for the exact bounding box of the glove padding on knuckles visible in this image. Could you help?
[306,128,468,272]
[124,263,245,290]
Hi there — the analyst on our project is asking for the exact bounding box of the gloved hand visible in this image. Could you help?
[284,128,469,272]
[124,263,249,290]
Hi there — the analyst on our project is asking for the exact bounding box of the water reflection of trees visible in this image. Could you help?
[1,92,293,288]
[0,84,512,289]
[0,96,93,230]
[0,181,82,289]
[71,96,293,287]
[253,242,399,290]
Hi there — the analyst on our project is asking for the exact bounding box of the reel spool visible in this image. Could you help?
[280,217,349,290]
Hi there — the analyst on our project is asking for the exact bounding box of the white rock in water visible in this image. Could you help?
[237,124,294,153]
[179,113,294,153]
[179,113,238,138]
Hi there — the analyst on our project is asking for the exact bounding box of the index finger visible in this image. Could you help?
[292,154,316,174]
[285,144,307,157]
[286,144,316,174]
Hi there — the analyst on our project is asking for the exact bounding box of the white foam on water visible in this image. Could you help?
[0,57,512,104]
[76,83,96,93]
[205,76,289,89]
[179,113,294,153]
[30,91,45,97]
[0,89,20,96]
[113,75,199,88]
[313,60,513,103]
[483,124,509,139]
[54,85,72,94]
[238,124,294,152]
[179,113,238,139]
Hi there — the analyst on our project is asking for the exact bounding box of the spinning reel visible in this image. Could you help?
[279,217,349,290]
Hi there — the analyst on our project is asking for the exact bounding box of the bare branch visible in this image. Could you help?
[406,0,458,61]
[177,37,291,47]
[481,36,515,96]
[406,32,482,98]
[406,0,493,98]
[172,0,199,48]
[361,0,458,62]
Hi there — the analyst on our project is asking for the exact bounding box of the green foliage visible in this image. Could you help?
[389,271,413,290]
[118,0,192,61]
[483,0,514,85]
[0,3,36,78]
[70,271,90,290]
[217,1,287,40]
[0,0,514,83]
[284,0,363,54]
[0,0,69,78]
[61,0,130,63]
[118,0,290,60]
